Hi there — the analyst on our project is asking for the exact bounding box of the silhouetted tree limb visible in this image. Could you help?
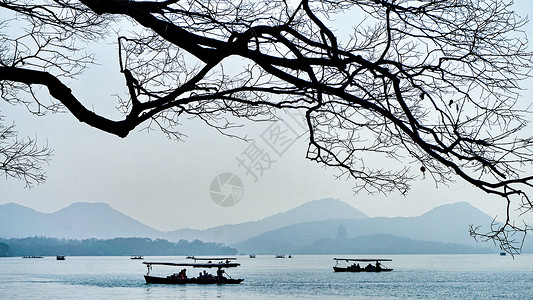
[1,0,533,253]
[0,116,52,187]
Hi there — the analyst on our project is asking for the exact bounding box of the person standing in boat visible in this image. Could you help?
[217,268,225,280]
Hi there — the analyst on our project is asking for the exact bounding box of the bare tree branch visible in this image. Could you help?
[0,115,52,187]
[1,0,533,252]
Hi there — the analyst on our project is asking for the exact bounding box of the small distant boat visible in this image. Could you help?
[131,256,144,260]
[275,255,285,258]
[56,256,66,260]
[143,257,244,284]
[22,256,43,259]
[249,255,256,258]
[333,258,393,272]
[288,255,293,258]
[500,252,506,256]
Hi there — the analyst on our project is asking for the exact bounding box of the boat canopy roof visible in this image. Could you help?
[333,258,392,262]
[187,256,237,261]
[143,261,240,268]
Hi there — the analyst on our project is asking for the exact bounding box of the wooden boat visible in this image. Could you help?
[143,258,244,284]
[249,254,256,258]
[22,256,43,258]
[333,258,393,272]
[275,255,285,258]
[56,256,65,260]
[130,256,143,260]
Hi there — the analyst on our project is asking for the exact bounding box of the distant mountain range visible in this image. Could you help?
[0,198,364,242]
[242,202,494,247]
[1,198,528,254]
[0,202,161,240]
[230,202,500,254]
[164,198,368,244]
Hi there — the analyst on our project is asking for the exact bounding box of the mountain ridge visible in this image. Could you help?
[0,202,162,239]
[0,198,365,243]
[230,202,503,254]
[1,199,523,254]
[163,198,368,244]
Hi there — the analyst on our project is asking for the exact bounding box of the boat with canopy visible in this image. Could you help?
[143,257,244,284]
[333,258,393,272]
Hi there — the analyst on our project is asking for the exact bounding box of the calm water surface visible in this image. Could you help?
[0,254,532,299]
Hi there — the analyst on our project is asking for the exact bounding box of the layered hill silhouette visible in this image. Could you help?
[257,201,532,254]
[164,198,368,244]
[230,202,502,254]
[1,199,527,253]
[0,202,161,239]
[0,198,365,242]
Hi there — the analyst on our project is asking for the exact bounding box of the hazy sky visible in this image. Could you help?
[1,1,533,232]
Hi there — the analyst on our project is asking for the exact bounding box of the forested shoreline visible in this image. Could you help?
[0,237,237,257]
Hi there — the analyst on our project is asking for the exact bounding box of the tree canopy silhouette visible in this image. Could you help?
[1,0,533,253]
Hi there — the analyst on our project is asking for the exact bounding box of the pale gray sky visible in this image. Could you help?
[1,1,533,231]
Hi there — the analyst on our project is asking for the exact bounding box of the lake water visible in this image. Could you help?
[1,254,532,299]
